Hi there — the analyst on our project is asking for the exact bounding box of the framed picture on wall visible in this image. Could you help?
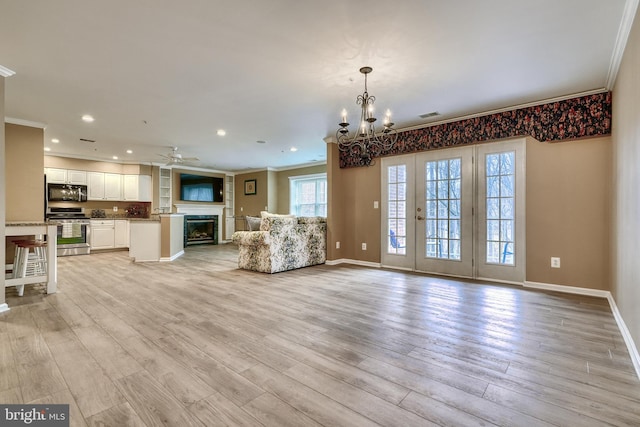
[244,179,257,195]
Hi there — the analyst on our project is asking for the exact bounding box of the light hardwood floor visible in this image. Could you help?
[2,244,640,426]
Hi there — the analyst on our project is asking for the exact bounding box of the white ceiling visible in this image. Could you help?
[0,0,633,172]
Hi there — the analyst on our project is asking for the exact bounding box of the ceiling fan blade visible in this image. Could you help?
[182,156,199,161]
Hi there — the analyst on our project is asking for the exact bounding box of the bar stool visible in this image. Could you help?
[12,239,48,297]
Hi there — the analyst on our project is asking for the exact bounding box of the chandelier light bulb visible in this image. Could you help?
[341,109,348,123]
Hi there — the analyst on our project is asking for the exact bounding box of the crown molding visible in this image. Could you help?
[0,65,15,77]
[394,88,609,134]
[606,0,640,89]
[5,117,46,128]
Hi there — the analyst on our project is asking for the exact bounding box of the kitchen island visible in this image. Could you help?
[5,222,57,294]
[129,214,184,262]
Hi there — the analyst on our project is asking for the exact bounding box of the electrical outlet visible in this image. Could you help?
[362,243,367,250]
[113,206,118,212]
[336,241,341,249]
[373,201,379,209]
[551,257,561,268]
[240,207,243,212]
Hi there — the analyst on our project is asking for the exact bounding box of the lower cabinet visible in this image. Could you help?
[90,220,129,250]
[114,220,130,248]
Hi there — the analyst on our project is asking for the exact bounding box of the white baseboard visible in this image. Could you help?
[0,303,9,314]
[160,250,185,262]
[325,258,381,268]
[524,280,611,298]
[607,294,640,379]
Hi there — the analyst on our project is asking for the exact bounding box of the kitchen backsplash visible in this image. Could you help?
[48,200,152,218]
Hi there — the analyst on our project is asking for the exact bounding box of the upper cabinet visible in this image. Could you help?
[123,174,152,202]
[88,172,122,200]
[48,168,151,202]
[45,168,87,185]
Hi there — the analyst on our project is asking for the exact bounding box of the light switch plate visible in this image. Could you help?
[551,257,561,268]
[361,243,367,250]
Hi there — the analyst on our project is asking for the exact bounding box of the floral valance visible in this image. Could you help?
[339,91,612,168]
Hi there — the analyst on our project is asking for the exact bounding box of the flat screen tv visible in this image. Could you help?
[179,173,224,202]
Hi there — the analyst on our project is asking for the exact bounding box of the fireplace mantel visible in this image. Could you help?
[174,204,224,243]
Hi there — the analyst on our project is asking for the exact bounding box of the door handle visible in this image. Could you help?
[416,215,425,221]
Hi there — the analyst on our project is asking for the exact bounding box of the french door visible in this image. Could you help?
[381,139,525,283]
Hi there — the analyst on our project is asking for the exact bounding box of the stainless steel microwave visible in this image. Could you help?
[47,183,88,202]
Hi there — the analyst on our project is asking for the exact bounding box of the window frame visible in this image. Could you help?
[289,173,327,217]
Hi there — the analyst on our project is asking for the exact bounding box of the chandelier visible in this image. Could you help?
[337,66,398,166]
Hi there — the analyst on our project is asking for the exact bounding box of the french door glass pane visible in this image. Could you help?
[387,165,407,255]
[425,158,461,260]
[485,151,515,265]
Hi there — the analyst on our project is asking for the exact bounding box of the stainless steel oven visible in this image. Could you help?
[46,207,91,256]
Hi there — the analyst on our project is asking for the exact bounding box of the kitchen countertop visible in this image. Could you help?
[89,215,160,221]
[6,221,51,227]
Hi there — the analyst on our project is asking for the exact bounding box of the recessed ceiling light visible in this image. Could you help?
[51,138,59,143]
[44,147,51,152]
[82,114,95,123]
[217,129,226,136]
[112,155,118,160]
[290,147,298,152]
[126,149,133,154]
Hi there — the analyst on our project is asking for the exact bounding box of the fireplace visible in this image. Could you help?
[184,215,218,246]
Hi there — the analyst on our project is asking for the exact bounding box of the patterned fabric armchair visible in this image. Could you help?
[232,216,327,273]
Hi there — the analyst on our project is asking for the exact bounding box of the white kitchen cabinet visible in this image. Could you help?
[67,169,88,185]
[105,173,123,200]
[91,219,129,250]
[114,220,130,248]
[123,175,152,202]
[45,168,87,185]
[88,172,122,200]
[90,220,115,250]
[45,168,67,183]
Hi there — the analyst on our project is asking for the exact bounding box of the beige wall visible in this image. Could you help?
[276,164,327,214]
[526,137,611,289]
[6,124,44,221]
[235,170,268,218]
[327,143,381,262]
[327,137,612,287]
[612,4,640,363]
[267,170,278,213]
[160,214,184,258]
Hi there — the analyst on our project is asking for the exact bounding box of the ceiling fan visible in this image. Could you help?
[158,146,199,166]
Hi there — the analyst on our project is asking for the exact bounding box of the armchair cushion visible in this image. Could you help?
[245,216,262,231]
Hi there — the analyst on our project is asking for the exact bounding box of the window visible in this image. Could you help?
[289,173,327,216]
[387,164,407,255]
[485,151,515,265]
[425,158,462,260]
